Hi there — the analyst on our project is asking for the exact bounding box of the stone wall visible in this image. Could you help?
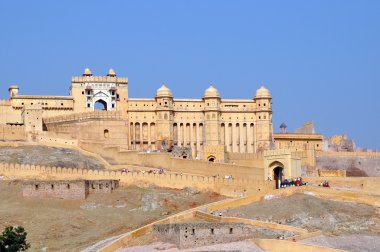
[316,152,380,176]
[80,141,265,180]
[0,125,26,141]
[153,222,253,249]
[22,180,88,200]
[43,111,129,149]
[0,163,273,197]
[88,180,119,194]
[22,179,119,199]
[318,169,346,177]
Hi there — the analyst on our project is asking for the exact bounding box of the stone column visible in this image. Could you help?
[148,123,151,150]
[139,123,143,150]
[196,123,201,158]
[225,124,230,152]
[232,124,236,153]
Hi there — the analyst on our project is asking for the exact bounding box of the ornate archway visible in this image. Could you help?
[94,99,107,111]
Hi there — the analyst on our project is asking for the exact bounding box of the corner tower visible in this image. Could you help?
[155,84,174,150]
[254,86,273,152]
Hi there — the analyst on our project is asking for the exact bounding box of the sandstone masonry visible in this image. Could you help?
[22,179,119,199]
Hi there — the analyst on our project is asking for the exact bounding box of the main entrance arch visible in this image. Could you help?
[94,99,107,110]
[269,161,284,189]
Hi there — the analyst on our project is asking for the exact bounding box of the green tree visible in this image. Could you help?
[0,226,30,252]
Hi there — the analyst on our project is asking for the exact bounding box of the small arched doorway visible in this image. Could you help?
[207,156,216,162]
[273,167,283,189]
[94,99,107,111]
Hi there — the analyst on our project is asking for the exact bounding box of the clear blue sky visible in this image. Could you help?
[0,1,379,150]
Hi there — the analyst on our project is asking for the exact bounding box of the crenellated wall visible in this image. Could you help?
[79,141,265,180]
[0,125,26,141]
[0,163,273,197]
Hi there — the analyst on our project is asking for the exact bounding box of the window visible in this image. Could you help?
[229,228,233,234]
[61,103,64,106]
[211,228,214,235]
[112,104,115,108]
[67,184,70,189]
[82,91,84,94]
[191,229,195,235]
[264,103,266,106]
[51,184,54,190]
[35,184,39,190]
[87,104,90,108]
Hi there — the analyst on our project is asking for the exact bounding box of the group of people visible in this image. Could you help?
[210,211,223,217]
[280,177,306,188]
[319,180,330,187]
[120,168,165,174]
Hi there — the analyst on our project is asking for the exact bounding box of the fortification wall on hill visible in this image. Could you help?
[0,125,26,141]
[0,163,273,197]
[316,151,380,177]
[43,110,123,124]
[226,152,264,167]
[79,141,264,180]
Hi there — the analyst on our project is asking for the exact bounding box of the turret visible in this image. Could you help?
[203,84,221,146]
[8,85,19,98]
[254,86,273,152]
[83,68,93,76]
[155,84,174,149]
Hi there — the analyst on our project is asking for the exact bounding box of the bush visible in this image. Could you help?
[0,226,30,251]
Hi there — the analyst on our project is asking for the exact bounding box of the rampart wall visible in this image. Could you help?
[44,111,129,149]
[316,151,380,176]
[35,131,78,146]
[80,141,264,180]
[318,169,346,177]
[0,125,26,141]
[22,180,88,199]
[303,176,380,196]
[226,152,264,167]
[0,163,273,197]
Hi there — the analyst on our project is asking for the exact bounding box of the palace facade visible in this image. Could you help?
[0,68,275,161]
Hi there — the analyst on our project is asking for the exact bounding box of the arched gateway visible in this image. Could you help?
[263,150,302,189]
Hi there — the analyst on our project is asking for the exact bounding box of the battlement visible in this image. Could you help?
[43,110,123,124]
[71,76,128,84]
[0,162,273,197]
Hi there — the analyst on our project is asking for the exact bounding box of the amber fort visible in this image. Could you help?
[0,68,380,251]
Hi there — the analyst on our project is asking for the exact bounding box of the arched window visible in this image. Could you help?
[104,129,109,138]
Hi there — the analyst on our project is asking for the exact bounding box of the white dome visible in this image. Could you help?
[204,84,220,98]
[156,84,173,97]
[255,86,271,98]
